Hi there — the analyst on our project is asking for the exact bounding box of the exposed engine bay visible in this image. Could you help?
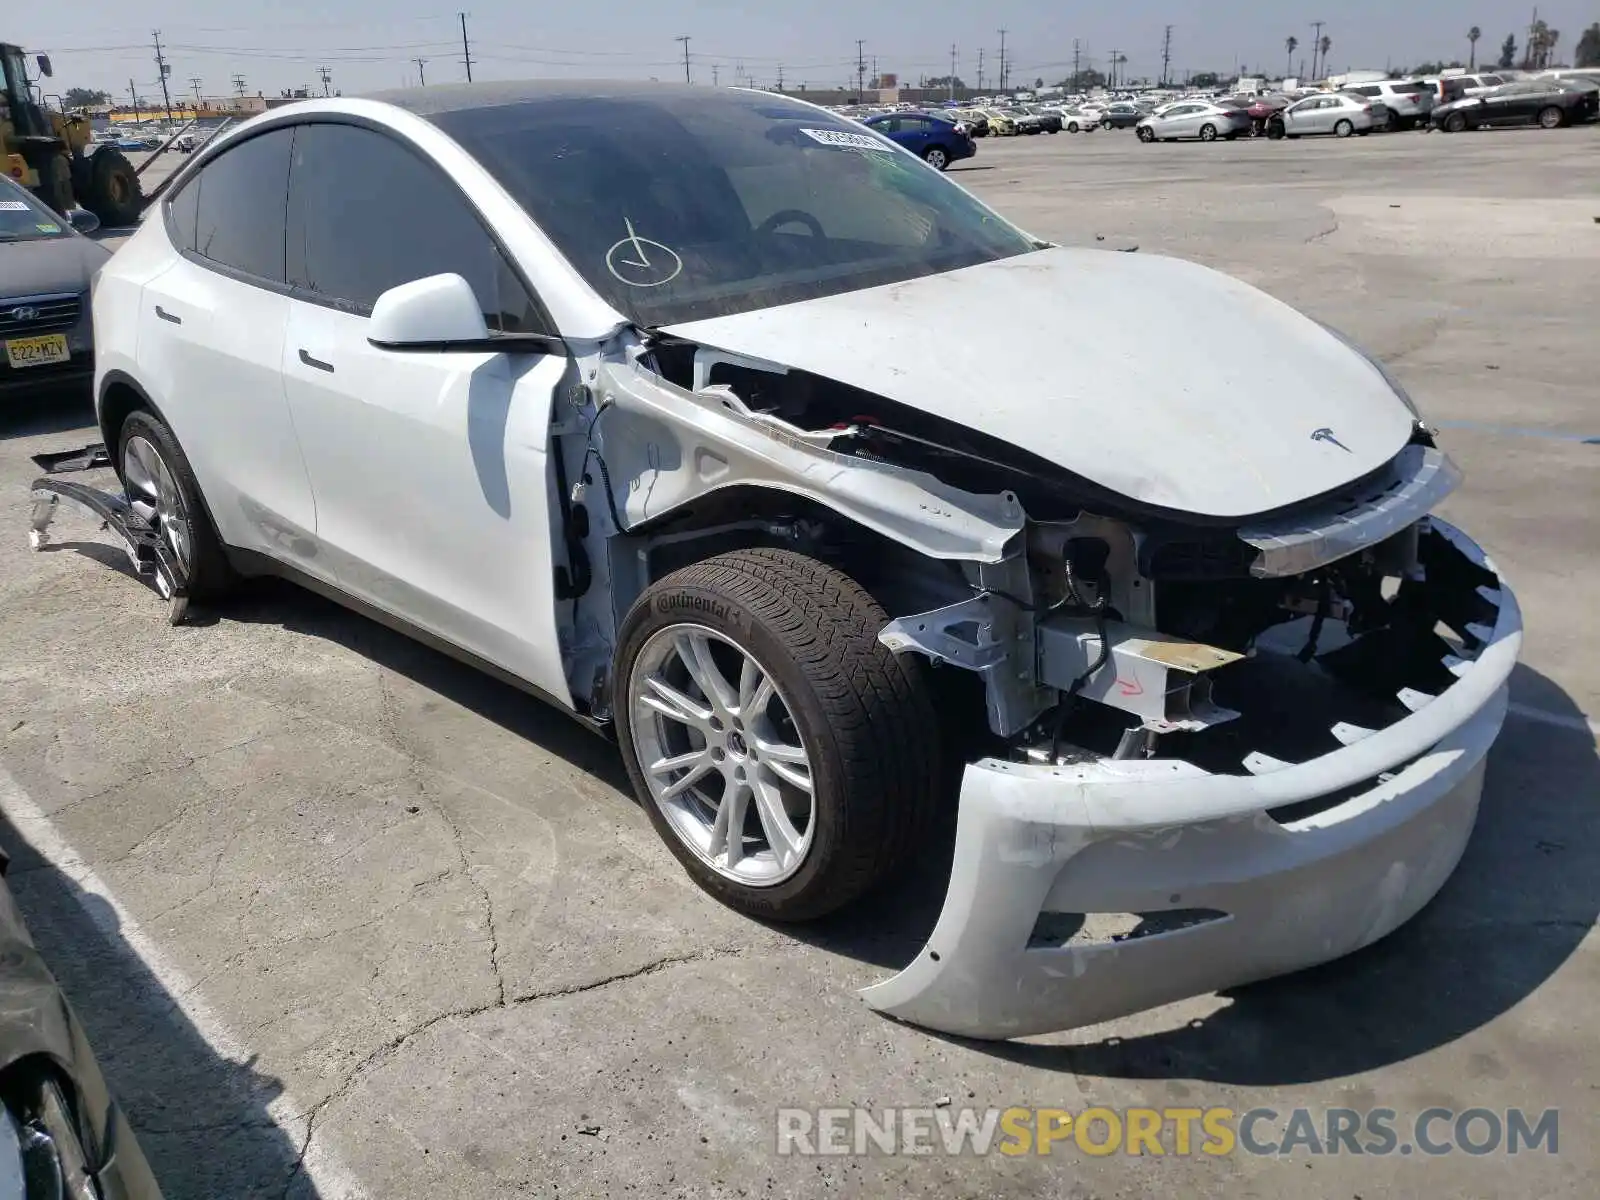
[560,332,1479,796]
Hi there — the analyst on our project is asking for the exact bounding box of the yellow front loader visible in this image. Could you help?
[2,43,143,225]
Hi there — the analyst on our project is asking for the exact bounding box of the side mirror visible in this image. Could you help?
[367,272,568,357]
[67,207,100,235]
[36,54,53,79]
[367,274,488,349]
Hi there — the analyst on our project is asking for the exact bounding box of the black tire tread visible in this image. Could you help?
[617,548,940,920]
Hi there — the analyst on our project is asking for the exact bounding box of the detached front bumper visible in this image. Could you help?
[863,520,1522,1039]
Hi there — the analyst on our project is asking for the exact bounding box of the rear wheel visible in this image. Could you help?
[923,145,950,170]
[1137,125,1156,143]
[81,148,143,227]
[1334,119,1355,138]
[1199,123,1218,142]
[615,550,941,922]
[1444,111,1469,133]
[1538,105,1565,130]
[1067,122,1080,133]
[116,410,236,601]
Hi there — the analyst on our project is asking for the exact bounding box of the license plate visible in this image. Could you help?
[4,334,70,370]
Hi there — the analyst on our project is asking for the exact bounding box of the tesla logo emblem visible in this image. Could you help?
[1311,427,1352,452]
[9,306,40,322]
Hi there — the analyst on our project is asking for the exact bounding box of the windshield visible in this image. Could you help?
[0,178,67,243]
[429,89,1035,327]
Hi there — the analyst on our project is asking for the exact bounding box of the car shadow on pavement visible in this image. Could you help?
[805,663,1599,1086]
[0,812,323,1200]
[227,580,631,789]
[0,390,97,441]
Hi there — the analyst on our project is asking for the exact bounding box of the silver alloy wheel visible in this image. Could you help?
[123,434,192,573]
[925,147,948,169]
[628,624,816,886]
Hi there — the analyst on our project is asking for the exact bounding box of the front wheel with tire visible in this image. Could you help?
[1334,119,1355,138]
[1538,106,1565,130]
[1444,111,1469,133]
[1199,123,1218,142]
[1267,121,1286,140]
[614,549,940,922]
[923,146,950,170]
[1067,122,1080,133]
[1137,125,1156,143]
[116,409,236,601]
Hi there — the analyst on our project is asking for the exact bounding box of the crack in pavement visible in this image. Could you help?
[1305,210,1341,244]
[276,944,744,1199]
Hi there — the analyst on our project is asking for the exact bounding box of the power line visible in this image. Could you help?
[675,35,691,84]
[460,12,473,82]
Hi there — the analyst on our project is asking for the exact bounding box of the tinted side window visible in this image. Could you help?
[165,175,199,252]
[1351,86,1380,97]
[193,128,292,281]
[284,122,543,332]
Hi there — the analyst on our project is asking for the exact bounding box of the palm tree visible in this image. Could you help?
[1319,34,1333,77]
[1468,26,1481,70]
[1286,36,1299,79]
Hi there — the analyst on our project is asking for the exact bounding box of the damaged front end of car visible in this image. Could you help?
[557,325,1520,1042]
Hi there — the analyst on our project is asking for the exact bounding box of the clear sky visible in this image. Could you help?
[14,2,1594,102]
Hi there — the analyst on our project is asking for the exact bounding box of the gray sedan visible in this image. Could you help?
[1135,101,1252,142]
[0,174,108,400]
[1270,92,1378,138]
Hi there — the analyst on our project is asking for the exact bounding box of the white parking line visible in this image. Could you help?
[0,763,366,1199]
[1507,702,1600,738]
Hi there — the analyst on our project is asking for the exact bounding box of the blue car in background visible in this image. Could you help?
[860,111,976,170]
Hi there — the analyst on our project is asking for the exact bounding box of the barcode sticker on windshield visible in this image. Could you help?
[800,128,893,152]
[0,201,30,211]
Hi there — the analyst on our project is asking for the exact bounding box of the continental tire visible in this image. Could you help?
[614,549,940,921]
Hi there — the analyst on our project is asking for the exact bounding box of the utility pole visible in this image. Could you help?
[675,36,691,84]
[151,30,175,122]
[189,76,203,108]
[712,64,720,86]
[1108,48,1122,88]
[232,73,247,98]
[1072,39,1082,89]
[1161,25,1173,87]
[414,57,427,86]
[777,63,785,91]
[997,29,1008,92]
[459,12,473,82]
[128,79,140,122]
[949,44,958,99]
[1310,20,1325,78]
[977,48,985,92]
[856,40,866,100]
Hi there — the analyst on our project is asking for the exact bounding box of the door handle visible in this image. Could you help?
[154,305,182,325]
[298,348,335,374]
